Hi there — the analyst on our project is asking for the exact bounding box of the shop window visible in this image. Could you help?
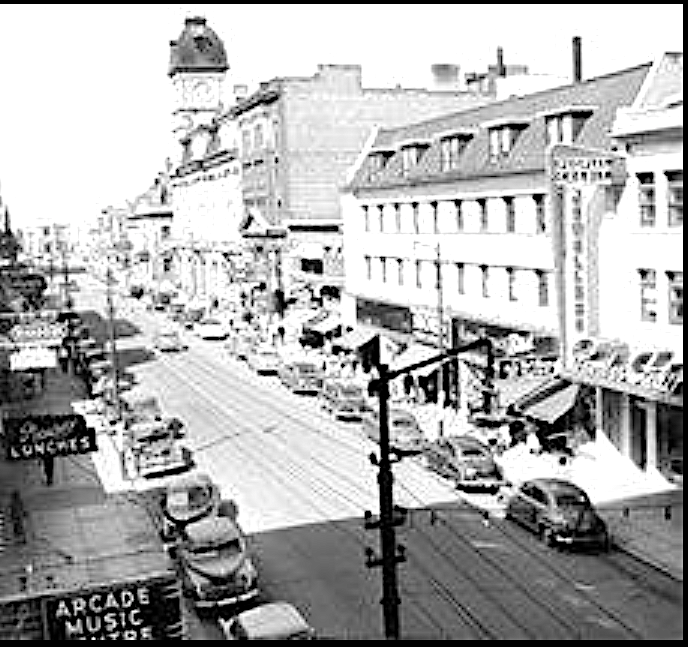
[667,271,683,325]
[666,171,683,227]
[638,173,656,226]
[300,258,323,275]
[639,268,658,322]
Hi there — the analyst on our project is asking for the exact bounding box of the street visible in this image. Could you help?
[76,276,682,640]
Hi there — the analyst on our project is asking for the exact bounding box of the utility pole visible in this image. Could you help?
[435,242,445,437]
[364,363,406,640]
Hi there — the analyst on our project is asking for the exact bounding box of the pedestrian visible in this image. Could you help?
[42,455,55,486]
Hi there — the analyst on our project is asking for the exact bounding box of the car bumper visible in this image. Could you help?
[193,587,260,609]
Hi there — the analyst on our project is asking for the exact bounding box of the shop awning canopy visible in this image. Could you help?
[521,383,580,424]
[390,343,440,377]
[334,327,378,351]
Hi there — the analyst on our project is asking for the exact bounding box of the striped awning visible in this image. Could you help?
[309,313,342,335]
[521,383,580,424]
[390,343,440,377]
[334,328,378,351]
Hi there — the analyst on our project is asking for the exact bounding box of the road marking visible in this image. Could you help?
[470,540,510,550]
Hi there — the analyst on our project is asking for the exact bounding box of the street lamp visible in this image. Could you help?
[105,255,121,422]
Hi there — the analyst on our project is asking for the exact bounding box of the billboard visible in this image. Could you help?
[4,414,97,461]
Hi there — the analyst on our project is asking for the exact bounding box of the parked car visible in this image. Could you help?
[153,329,188,353]
[220,602,316,640]
[321,379,368,421]
[422,435,504,492]
[160,472,223,543]
[278,360,325,395]
[228,333,258,360]
[362,408,425,454]
[247,345,282,375]
[133,438,194,479]
[175,516,259,611]
[504,478,611,550]
[195,318,229,340]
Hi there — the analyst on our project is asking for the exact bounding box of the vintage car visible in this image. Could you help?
[228,333,258,361]
[220,602,316,640]
[422,435,505,492]
[278,360,325,395]
[247,345,282,375]
[195,318,229,341]
[362,408,425,454]
[160,472,223,543]
[505,477,611,550]
[176,516,259,611]
[135,439,193,479]
[153,329,188,353]
[320,379,368,421]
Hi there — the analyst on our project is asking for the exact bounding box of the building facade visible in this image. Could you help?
[342,53,654,417]
[562,52,683,479]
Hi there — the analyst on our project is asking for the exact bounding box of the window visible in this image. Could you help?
[454,200,464,231]
[546,115,565,145]
[368,151,393,176]
[534,194,547,233]
[241,129,251,156]
[254,124,264,149]
[481,265,490,298]
[639,269,657,322]
[507,268,517,301]
[365,255,372,280]
[440,135,471,171]
[638,173,656,226]
[504,197,516,233]
[394,204,401,232]
[160,225,171,240]
[431,202,439,234]
[667,271,683,324]
[397,259,404,285]
[412,202,420,234]
[401,145,421,175]
[363,205,370,232]
[301,259,323,275]
[380,257,387,283]
[478,199,488,232]
[537,271,549,307]
[489,125,526,160]
[415,260,422,288]
[667,171,683,227]
[456,263,465,295]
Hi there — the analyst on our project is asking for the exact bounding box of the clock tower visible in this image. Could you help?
[168,16,229,142]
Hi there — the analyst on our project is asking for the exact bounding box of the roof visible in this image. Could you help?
[349,63,651,191]
[527,477,589,496]
[168,16,228,77]
[185,516,240,548]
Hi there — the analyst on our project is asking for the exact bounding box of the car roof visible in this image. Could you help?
[525,477,588,495]
[233,602,312,639]
[167,471,214,493]
[445,435,490,449]
[185,516,241,546]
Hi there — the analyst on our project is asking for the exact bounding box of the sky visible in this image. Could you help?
[0,3,683,233]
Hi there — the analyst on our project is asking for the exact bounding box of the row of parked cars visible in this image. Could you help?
[156,472,317,640]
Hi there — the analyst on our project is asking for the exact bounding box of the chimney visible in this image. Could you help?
[573,36,583,83]
[497,47,506,77]
[430,64,461,91]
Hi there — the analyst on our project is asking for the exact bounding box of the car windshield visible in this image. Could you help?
[340,385,363,397]
[191,536,243,556]
[462,447,486,458]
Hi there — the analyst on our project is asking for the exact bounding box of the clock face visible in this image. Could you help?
[193,80,212,103]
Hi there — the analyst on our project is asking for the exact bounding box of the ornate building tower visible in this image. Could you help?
[168,16,229,143]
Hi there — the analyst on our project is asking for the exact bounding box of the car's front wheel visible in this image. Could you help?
[539,524,556,547]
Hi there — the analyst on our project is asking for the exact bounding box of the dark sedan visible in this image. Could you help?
[505,477,611,551]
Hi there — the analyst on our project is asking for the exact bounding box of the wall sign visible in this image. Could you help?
[570,188,587,334]
[4,414,97,461]
[45,578,182,641]
[10,346,57,371]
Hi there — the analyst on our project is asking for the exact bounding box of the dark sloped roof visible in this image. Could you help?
[350,63,652,191]
[169,16,228,77]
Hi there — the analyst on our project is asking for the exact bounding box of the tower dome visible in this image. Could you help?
[168,16,228,77]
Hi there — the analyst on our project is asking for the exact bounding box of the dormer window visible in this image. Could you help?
[487,123,528,161]
[399,140,430,176]
[368,149,394,177]
[439,133,473,171]
[542,106,595,146]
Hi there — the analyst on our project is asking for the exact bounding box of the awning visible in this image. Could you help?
[521,383,580,424]
[496,375,553,409]
[390,343,440,377]
[282,309,321,330]
[293,242,326,259]
[309,313,342,335]
[334,328,378,351]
